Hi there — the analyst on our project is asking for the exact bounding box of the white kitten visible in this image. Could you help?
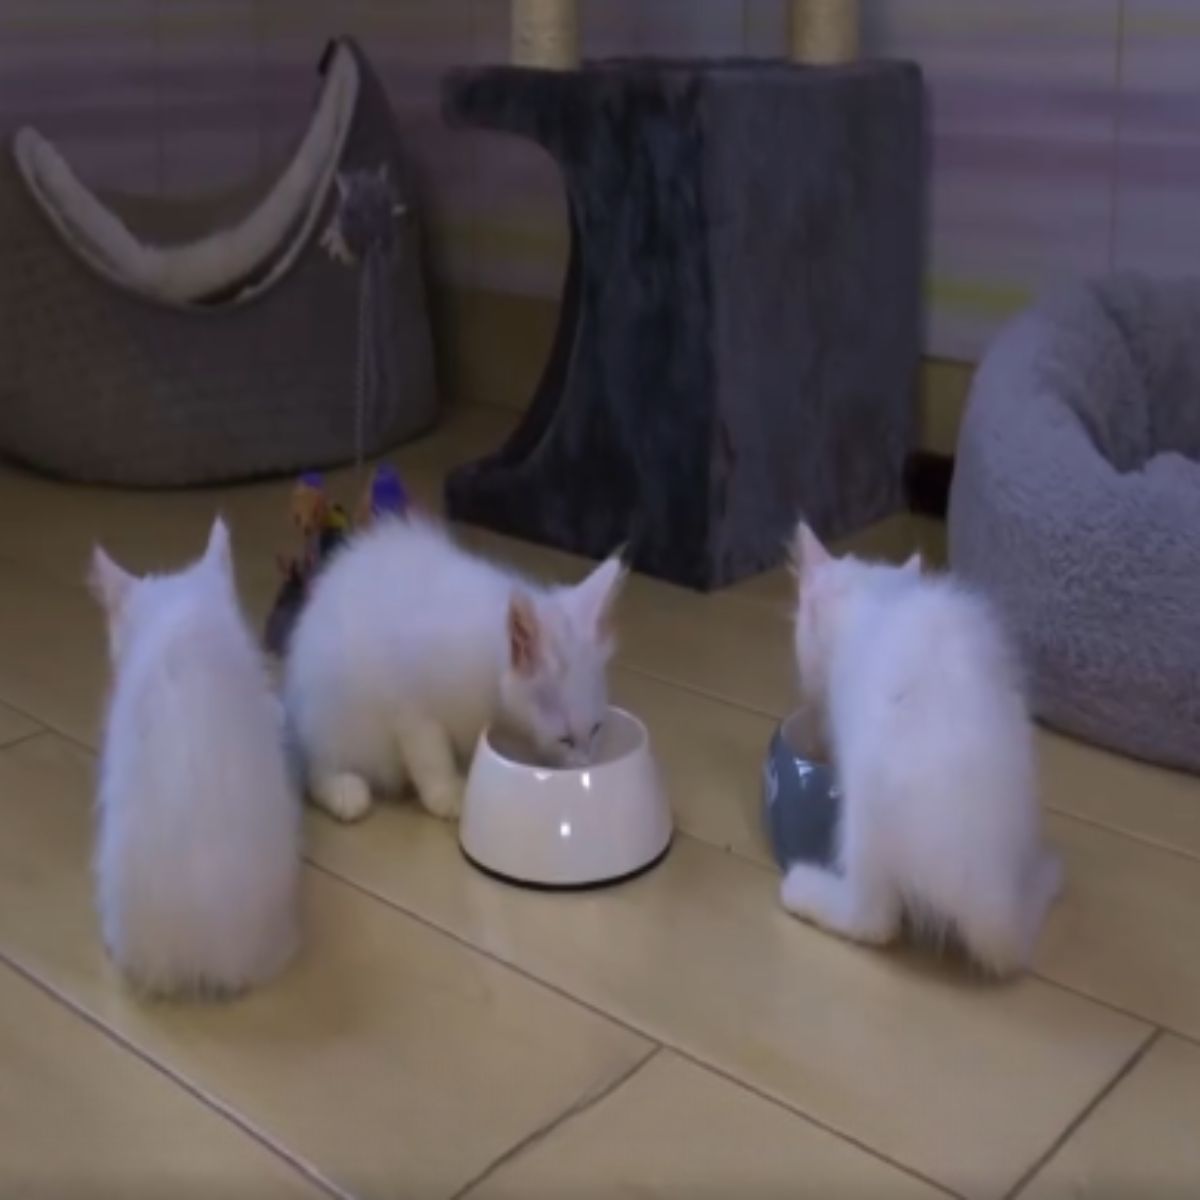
[780,524,1061,976]
[283,516,626,824]
[90,518,301,997]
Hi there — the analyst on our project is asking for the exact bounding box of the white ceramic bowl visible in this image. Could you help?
[459,707,673,889]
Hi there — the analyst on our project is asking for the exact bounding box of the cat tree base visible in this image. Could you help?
[443,59,924,590]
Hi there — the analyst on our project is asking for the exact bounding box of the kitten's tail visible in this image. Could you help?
[962,849,1063,979]
[1031,849,1064,915]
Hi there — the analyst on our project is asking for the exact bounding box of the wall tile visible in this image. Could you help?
[0,0,158,192]
[868,0,1121,359]
[743,0,789,57]
[1113,0,1200,276]
[582,0,744,60]
[156,0,261,195]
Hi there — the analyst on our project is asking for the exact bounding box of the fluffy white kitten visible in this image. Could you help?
[283,516,627,824]
[781,524,1061,976]
[90,518,301,997]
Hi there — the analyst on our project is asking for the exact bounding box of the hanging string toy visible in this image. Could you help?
[264,163,413,657]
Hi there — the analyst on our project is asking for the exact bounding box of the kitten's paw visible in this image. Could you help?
[780,863,898,946]
[779,864,822,919]
[312,772,373,823]
[419,780,463,821]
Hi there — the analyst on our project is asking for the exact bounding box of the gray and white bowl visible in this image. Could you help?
[762,709,841,870]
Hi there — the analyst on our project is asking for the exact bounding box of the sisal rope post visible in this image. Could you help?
[789,0,859,65]
[511,0,579,70]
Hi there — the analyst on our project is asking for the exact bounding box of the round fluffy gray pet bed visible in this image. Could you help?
[949,275,1200,773]
[0,37,437,487]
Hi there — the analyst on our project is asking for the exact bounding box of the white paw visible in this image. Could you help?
[316,774,373,823]
[779,864,820,918]
[420,780,463,821]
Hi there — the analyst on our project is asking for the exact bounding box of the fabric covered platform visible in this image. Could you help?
[442,59,924,591]
[949,276,1200,773]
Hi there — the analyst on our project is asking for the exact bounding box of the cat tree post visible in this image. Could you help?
[442,60,925,590]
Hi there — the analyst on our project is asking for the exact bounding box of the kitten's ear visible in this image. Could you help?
[204,516,232,575]
[902,552,923,576]
[792,522,831,584]
[88,546,134,614]
[571,553,628,644]
[508,591,542,677]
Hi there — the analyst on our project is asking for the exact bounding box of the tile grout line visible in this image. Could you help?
[22,726,1200,1052]
[20,724,1200,1050]
[305,859,964,1200]
[37,719,786,875]
[612,659,786,722]
[447,1044,663,1200]
[664,1048,963,1200]
[0,952,355,1200]
[1002,1024,1160,1200]
[35,708,1200,880]
[1030,970,1200,1052]
[0,729,46,754]
[1045,803,1200,868]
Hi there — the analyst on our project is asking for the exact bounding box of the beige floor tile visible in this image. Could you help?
[0,734,651,1200]
[1036,812,1200,1040]
[0,463,222,587]
[393,402,516,477]
[0,401,496,593]
[3,437,790,719]
[611,667,776,865]
[1040,731,1200,861]
[467,1050,944,1200]
[0,571,107,746]
[0,961,321,1199]
[310,804,1146,1200]
[615,585,794,715]
[0,701,39,747]
[1019,1034,1200,1199]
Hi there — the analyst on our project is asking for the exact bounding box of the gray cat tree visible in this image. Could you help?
[443,59,924,590]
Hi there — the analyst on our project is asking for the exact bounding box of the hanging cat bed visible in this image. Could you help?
[0,37,438,486]
[949,276,1200,774]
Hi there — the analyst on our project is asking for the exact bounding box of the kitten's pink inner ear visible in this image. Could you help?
[508,594,541,677]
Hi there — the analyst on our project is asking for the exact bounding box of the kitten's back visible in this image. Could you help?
[97,549,300,997]
[845,572,1047,972]
[285,516,524,765]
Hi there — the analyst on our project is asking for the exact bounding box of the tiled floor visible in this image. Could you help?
[2,403,1199,1199]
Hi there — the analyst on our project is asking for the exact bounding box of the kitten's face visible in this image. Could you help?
[88,518,233,666]
[498,556,627,768]
[792,523,920,702]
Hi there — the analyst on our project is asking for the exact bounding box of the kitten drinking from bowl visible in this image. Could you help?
[780,522,1061,977]
[284,516,627,823]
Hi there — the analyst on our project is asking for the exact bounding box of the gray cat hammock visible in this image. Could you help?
[0,37,437,486]
[441,59,924,590]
